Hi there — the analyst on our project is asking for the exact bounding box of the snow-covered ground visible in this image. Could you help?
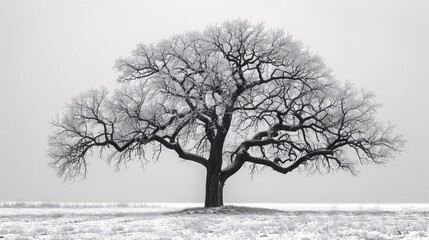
[0,202,428,239]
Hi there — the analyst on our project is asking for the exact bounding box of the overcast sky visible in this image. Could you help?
[0,0,428,203]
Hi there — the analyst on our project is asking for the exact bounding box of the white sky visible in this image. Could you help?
[0,0,428,203]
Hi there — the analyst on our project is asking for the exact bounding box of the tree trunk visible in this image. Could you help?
[204,169,223,208]
[219,179,225,206]
[204,136,225,208]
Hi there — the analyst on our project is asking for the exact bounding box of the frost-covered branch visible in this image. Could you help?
[48,85,208,179]
[221,81,405,179]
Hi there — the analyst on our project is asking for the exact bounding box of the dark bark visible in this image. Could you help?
[219,179,225,206]
[204,169,222,207]
[204,171,227,207]
[204,136,225,208]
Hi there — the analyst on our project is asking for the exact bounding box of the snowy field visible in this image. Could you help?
[0,202,428,239]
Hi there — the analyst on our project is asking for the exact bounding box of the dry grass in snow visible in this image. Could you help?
[0,202,428,239]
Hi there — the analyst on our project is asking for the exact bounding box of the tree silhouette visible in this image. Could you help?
[49,20,405,207]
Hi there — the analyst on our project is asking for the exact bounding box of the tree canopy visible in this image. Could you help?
[48,19,405,207]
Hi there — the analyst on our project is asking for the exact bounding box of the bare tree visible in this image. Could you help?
[48,20,405,207]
